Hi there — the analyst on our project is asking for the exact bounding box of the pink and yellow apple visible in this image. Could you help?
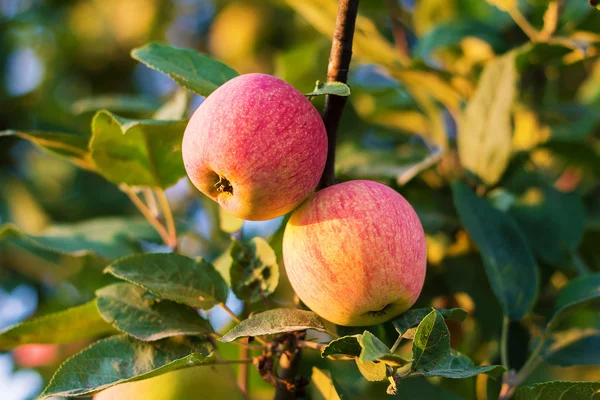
[182,73,327,221]
[283,180,427,326]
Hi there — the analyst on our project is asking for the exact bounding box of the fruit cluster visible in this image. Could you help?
[183,73,427,326]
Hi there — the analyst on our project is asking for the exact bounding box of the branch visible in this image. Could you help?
[318,0,360,189]
[156,189,178,250]
[120,185,171,246]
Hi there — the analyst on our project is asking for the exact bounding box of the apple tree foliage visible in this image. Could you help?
[1,0,600,399]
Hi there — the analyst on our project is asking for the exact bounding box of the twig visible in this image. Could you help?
[213,358,254,365]
[275,333,306,400]
[539,1,560,40]
[501,316,510,371]
[298,340,325,351]
[390,335,403,354]
[156,189,178,250]
[387,0,410,61]
[120,185,171,246]
[499,335,547,399]
[507,7,539,41]
[317,0,360,189]
[219,302,242,324]
[144,188,159,216]
[238,339,250,399]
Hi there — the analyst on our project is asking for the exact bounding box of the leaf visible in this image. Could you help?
[105,253,228,310]
[412,310,450,372]
[0,130,94,171]
[219,207,244,234]
[392,307,468,337]
[96,283,213,341]
[305,81,351,97]
[335,142,443,186]
[229,238,279,303]
[43,217,164,259]
[514,381,600,400]
[458,52,517,185]
[357,331,391,363]
[0,223,107,284]
[0,300,116,350]
[544,328,600,366]
[90,110,187,189]
[321,335,362,358]
[509,181,587,266]
[153,89,191,120]
[358,331,408,367]
[39,335,214,399]
[71,95,159,115]
[311,367,349,400]
[412,310,504,379]
[547,273,600,332]
[415,19,502,58]
[220,309,329,342]
[355,358,387,382]
[451,182,539,320]
[131,42,238,96]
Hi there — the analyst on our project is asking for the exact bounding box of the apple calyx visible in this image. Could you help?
[214,176,233,195]
[366,304,393,318]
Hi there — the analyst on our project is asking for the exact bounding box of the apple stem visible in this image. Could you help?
[317,0,360,189]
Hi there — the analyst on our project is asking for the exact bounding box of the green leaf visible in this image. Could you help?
[357,331,391,363]
[321,335,362,358]
[392,307,468,337]
[0,223,107,284]
[458,52,517,185]
[335,142,443,186]
[415,19,501,58]
[544,328,600,366]
[42,217,163,260]
[219,207,244,233]
[40,335,214,399]
[412,310,504,379]
[358,331,408,367]
[355,358,387,382]
[96,283,213,341]
[514,381,600,400]
[71,95,160,115]
[509,181,587,266]
[229,238,279,303]
[412,310,450,372]
[153,89,191,120]
[90,110,187,189]
[220,309,329,342]
[305,81,351,97]
[547,273,600,332]
[0,130,94,171]
[311,367,349,400]
[0,300,116,350]
[105,253,228,310]
[131,42,238,96]
[451,182,539,320]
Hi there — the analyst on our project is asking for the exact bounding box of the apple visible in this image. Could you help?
[182,73,327,221]
[282,180,427,326]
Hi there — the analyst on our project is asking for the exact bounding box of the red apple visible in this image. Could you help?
[13,344,59,368]
[182,73,327,221]
[283,180,427,326]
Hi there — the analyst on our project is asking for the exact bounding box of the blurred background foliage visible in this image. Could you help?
[0,0,599,399]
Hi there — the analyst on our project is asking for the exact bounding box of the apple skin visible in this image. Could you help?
[283,180,427,326]
[182,73,327,221]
